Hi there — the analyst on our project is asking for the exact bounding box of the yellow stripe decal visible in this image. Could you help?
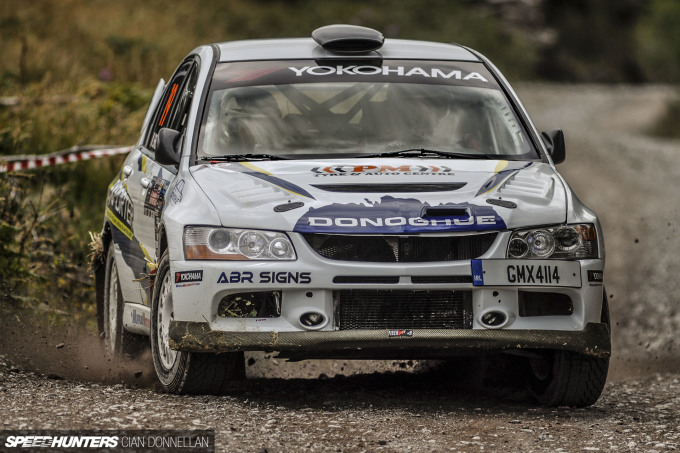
[105,207,133,240]
[234,162,315,199]
[494,160,509,173]
[140,243,152,263]
[240,161,272,176]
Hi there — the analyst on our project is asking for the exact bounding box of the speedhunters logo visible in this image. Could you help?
[1,430,214,451]
[294,196,505,234]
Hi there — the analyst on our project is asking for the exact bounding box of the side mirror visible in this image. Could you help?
[156,128,181,167]
[541,129,566,164]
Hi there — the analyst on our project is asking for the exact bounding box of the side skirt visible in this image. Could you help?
[123,303,151,336]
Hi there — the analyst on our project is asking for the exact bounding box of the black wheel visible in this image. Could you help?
[150,250,245,394]
[528,290,611,407]
[101,243,144,358]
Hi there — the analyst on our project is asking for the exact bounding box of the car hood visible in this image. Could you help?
[190,158,567,233]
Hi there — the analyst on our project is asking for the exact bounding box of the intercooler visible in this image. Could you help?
[334,289,473,330]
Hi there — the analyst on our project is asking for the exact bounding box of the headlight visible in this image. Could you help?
[506,224,598,259]
[184,226,296,260]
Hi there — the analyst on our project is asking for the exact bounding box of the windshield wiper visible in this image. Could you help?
[199,153,290,162]
[363,148,493,159]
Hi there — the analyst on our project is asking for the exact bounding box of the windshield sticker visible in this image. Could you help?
[212,60,499,90]
[288,65,488,82]
[311,164,453,176]
[294,196,505,234]
[225,66,287,83]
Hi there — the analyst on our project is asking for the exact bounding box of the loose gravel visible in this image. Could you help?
[1,356,679,452]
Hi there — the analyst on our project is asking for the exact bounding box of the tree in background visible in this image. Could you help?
[636,0,680,84]
[536,0,646,83]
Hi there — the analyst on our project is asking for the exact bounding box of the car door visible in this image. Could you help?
[125,58,200,304]
[108,79,165,305]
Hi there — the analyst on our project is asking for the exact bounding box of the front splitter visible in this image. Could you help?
[168,322,611,358]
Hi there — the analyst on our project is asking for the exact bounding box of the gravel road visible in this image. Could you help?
[2,83,680,452]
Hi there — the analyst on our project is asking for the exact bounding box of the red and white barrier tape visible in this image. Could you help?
[0,145,133,173]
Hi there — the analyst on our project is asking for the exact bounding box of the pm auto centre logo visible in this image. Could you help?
[311,164,453,176]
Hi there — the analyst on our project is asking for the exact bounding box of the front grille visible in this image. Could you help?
[333,276,400,284]
[303,233,497,262]
[411,275,472,284]
[311,183,466,193]
[334,289,473,330]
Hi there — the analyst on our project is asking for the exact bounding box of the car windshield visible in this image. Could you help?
[197,60,538,160]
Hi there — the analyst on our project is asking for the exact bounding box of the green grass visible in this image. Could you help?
[0,79,147,321]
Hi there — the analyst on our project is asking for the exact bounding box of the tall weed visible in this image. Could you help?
[0,78,146,320]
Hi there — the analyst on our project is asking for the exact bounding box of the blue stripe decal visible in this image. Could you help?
[229,162,316,199]
[245,172,316,199]
[475,162,532,197]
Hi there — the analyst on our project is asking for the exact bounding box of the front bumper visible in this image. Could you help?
[168,230,607,358]
[168,321,611,359]
[170,257,606,332]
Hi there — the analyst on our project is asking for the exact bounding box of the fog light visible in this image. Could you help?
[300,312,325,328]
[217,291,281,318]
[481,311,506,327]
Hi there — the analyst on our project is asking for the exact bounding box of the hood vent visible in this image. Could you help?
[311,183,466,193]
[274,201,305,212]
[498,173,554,202]
[226,179,291,207]
[422,206,468,218]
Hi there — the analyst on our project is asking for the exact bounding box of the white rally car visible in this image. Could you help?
[94,25,610,406]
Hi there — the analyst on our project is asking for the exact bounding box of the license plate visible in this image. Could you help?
[471,260,582,287]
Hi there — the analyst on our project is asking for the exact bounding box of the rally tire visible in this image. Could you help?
[150,250,245,394]
[101,243,144,359]
[529,291,611,407]
[529,350,609,407]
